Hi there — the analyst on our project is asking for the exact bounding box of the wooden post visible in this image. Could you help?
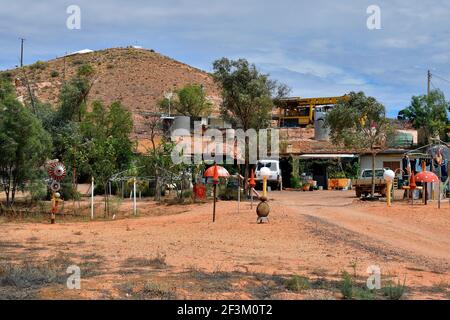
[237,176,240,214]
[213,184,217,222]
[50,192,56,224]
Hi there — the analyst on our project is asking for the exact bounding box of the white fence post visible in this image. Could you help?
[133,177,137,216]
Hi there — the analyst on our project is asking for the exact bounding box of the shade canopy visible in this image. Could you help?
[415,171,439,183]
[204,165,230,178]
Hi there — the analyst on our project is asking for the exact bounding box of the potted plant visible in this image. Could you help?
[328,172,350,190]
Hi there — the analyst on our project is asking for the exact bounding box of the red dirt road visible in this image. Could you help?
[0,191,449,299]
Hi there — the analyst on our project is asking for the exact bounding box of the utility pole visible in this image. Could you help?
[427,70,432,98]
[19,38,25,67]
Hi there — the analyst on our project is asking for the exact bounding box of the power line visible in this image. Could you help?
[431,73,450,86]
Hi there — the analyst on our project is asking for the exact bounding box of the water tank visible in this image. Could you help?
[171,116,191,136]
[314,109,330,141]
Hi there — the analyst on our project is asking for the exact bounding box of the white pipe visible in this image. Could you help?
[91,177,94,220]
[133,177,137,216]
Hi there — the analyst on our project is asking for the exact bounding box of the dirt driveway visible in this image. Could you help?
[0,191,449,299]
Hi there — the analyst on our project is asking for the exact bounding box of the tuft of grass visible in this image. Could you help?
[352,287,375,300]
[339,270,376,300]
[383,277,406,300]
[0,263,58,288]
[340,271,354,299]
[283,275,311,292]
[30,60,47,70]
[0,252,73,289]
[124,251,167,269]
[138,280,176,300]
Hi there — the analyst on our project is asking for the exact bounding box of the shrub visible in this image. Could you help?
[383,277,406,300]
[77,64,94,77]
[139,280,176,300]
[340,271,353,299]
[50,70,59,78]
[72,59,83,65]
[29,179,47,201]
[290,177,301,189]
[30,61,47,70]
[59,184,81,200]
[284,275,310,292]
[329,171,347,179]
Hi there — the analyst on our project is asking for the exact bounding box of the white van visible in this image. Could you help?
[255,160,282,190]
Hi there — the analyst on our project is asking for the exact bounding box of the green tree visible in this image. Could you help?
[213,58,290,130]
[0,80,52,206]
[159,84,213,118]
[107,102,134,170]
[325,92,394,198]
[54,64,95,124]
[81,101,134,214]
[212,58,290,190]
[398,89,449,142]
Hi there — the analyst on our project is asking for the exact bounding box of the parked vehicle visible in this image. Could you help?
[255,160,283,190]
[353,168,387,198]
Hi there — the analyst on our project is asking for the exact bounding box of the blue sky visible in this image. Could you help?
[1,0,450,117]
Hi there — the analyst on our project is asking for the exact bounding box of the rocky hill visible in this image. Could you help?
[6,47,222,139]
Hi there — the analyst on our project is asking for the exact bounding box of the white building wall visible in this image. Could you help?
[359,154,404,171]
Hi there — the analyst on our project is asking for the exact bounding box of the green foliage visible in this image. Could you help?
[212,58,290,131]
[325,92,394,197]
[290,176,301,189]
[398,89,449,142]
[329,171,347,179]
[340,271,354,299]
[284,275,310,292]
[77,63,94,77]
[55,77,91,123]
[159,84,213,118]
[28,179,48,202]
[383,277,406,300]
[0,85,52,205]
[30,60,47,71]
[325,92,394,151]
[0,75,15,100]
[80,101,134,187]
[34,102,55,131]
[72,59,84,66]
[59,183,81,200]
[50,70,59,78]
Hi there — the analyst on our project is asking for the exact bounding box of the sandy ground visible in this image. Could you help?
[1,190,449,300]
